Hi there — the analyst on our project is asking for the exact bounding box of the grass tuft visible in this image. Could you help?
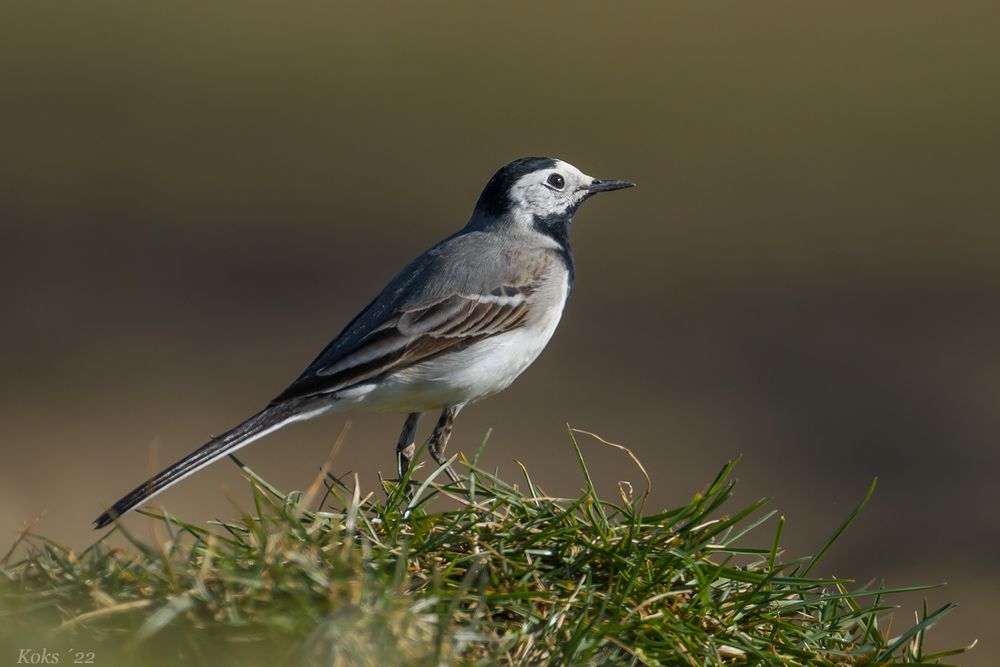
[0,430,969,666]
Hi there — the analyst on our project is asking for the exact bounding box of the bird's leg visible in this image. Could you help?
[429,404,463,484]
[395,412,422,479]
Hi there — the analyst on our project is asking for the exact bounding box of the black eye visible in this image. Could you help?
[547,173,565,190]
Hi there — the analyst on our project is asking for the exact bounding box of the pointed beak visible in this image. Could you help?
[585,178,636,194]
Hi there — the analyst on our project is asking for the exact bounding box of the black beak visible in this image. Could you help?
[586,178,636,194]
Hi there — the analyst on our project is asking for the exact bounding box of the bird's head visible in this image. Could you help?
[471,157,634,225]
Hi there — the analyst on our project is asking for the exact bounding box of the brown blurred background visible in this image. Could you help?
[2,2,998,663]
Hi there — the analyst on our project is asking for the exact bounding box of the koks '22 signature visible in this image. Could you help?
[17,648,95,664]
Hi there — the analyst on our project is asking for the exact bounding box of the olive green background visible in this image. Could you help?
[2,2,997,663]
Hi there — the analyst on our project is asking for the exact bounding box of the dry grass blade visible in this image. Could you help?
[570,427,652,513]
[55,599,154,632]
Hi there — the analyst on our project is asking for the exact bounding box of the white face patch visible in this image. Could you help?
[507,159,595,220]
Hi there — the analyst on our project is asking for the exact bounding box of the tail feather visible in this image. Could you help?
[93,401,309,529]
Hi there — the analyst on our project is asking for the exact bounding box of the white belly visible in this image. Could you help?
[334,277,568,413]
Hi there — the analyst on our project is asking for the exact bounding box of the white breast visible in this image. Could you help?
[336,271,569,413]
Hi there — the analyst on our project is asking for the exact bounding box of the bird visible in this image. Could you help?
[93,156,634,529]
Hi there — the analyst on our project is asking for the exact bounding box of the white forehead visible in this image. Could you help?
[552,159,588,181]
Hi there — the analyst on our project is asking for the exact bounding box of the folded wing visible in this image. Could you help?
[270,284,535,403]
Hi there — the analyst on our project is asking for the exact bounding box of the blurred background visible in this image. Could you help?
[2,2,997,662]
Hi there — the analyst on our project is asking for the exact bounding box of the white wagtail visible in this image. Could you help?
[94,157,634,528]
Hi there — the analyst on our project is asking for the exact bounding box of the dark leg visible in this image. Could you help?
[395,412,422,478]
[429,404,464,484]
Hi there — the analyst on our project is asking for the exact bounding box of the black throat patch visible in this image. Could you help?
[532,212,576,295]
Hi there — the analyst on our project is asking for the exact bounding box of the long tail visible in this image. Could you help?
[93,399,316,529]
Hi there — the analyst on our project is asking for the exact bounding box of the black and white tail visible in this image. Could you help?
[93,399,314,529]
